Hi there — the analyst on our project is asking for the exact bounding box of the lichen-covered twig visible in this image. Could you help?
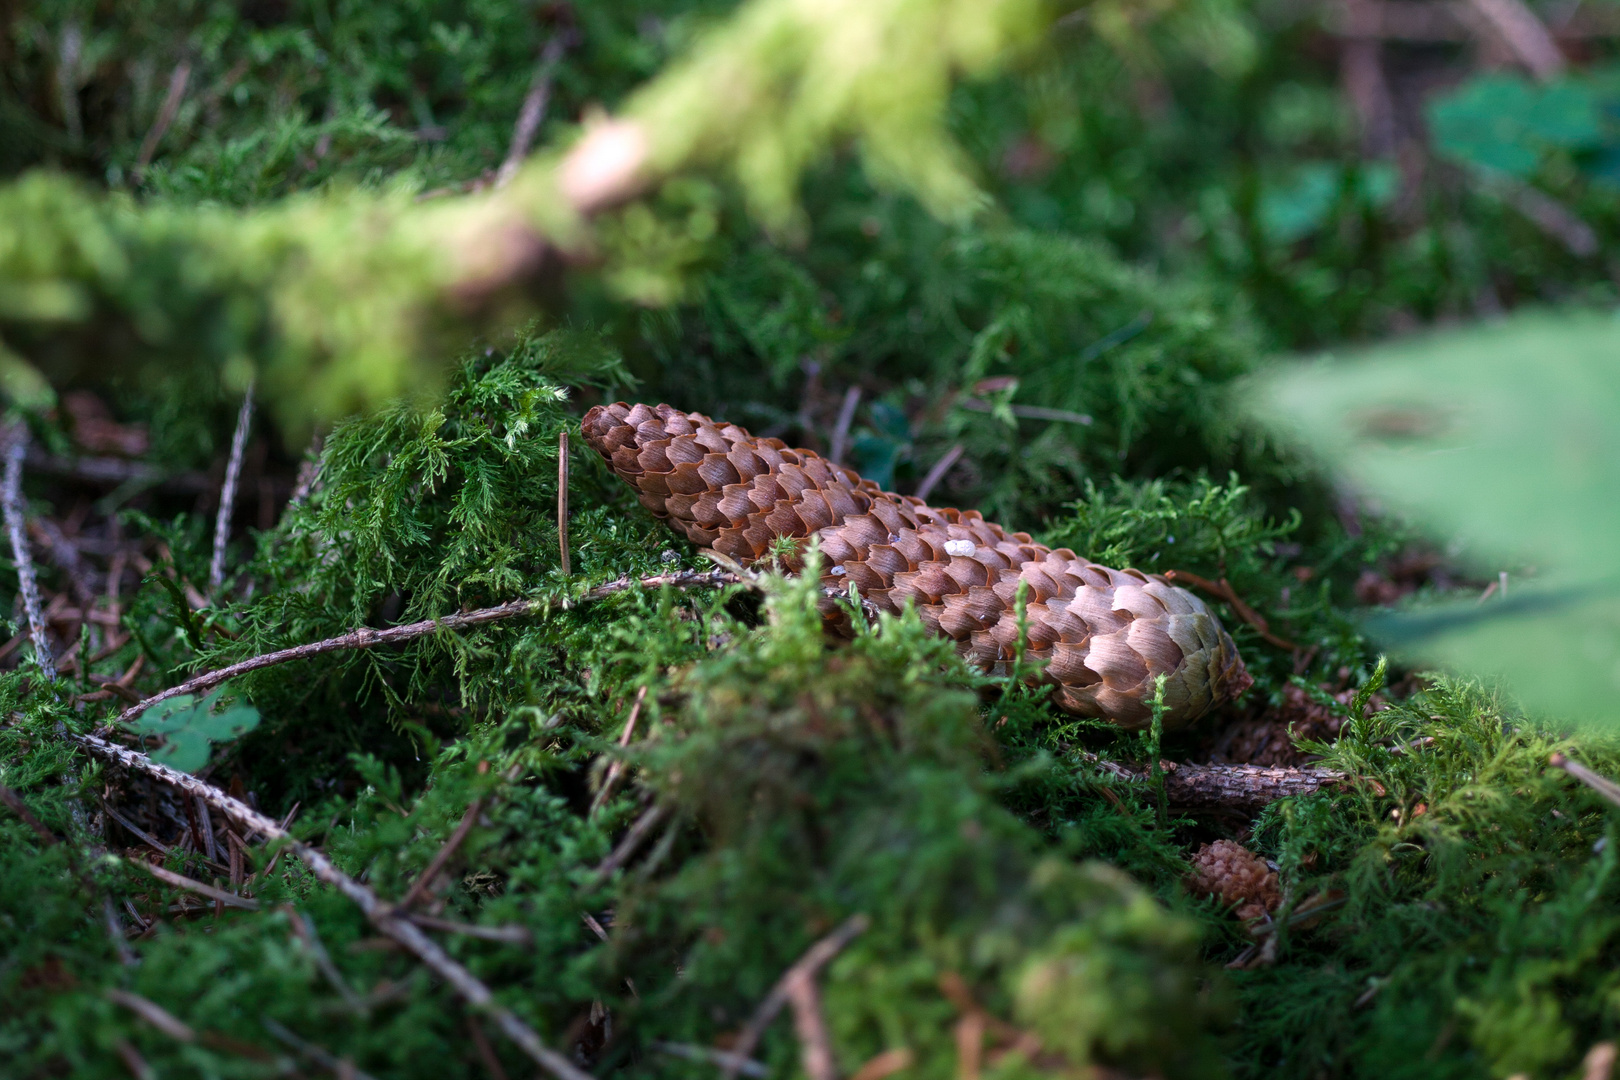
[1077,752,1346,812]
[5,427,55,680]
[209,381,255,594]
[70,728,593,1080]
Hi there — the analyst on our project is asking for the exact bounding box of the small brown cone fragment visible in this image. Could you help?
[1188,840,1281,922]
[581,402,1252,729]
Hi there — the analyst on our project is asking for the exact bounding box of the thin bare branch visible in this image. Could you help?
[1163,569,1301,652]
[557,429,571,576]
[210,381,255,594]
[1499,180,1599,257]
[195,794,220,864]
[24,445,212,493]
[5,427,55,680]
[587,802,672,884]
[651,1041,769,1078]
[102,800,172,856]
[1467,0,1567,78]
[106,988,196,1042]
[912,444,963,503]
[71,730,591,1080]
[468,1015,512,1080]
[288,430,326,508]
[56,24,84,143]
[262,1016,380,1080]
[111,569,742,727]
[589,685,647,818]
[1550,753,1620,809]
[724,914,870,1080]
[286,907,365,1011]
[141,861,260,910]
[496,33,572,189]
[0,783,59,844]
[135,61,193,173]
[786,969,838,1080]
[955,399,1092,426]
[407,913,534,945]
[828,387,862,466]
[398,796,487,911]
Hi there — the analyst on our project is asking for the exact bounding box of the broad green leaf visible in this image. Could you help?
[1253,309,1620,722]
[1366,579,1620,727]
[1429,75,1605,177]
[1258,310,1620,576]
[127,687,260,773]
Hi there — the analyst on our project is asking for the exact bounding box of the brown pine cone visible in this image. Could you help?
[581,402,1252,729]
[1187,840,1281,922]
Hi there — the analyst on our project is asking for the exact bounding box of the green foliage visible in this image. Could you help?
[1236,676,1620,1078]
[127,686,260,773]
[6,1,1620,1077]
[1255,309,1620,724]
[1429,71,1610,181]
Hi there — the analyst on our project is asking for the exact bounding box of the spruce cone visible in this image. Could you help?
[581,402,1252,729]
[1187,840,1281,922]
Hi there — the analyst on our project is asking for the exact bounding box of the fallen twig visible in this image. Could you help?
[723,914,870,1080]
[1163,569,1300,652]
[285,908,364,1010]
[1466,0,1566,78]
[496,32,572,189]
[135,60,193,174]
[913,444,963,503]
[71,729,593,1080]
[111,568,743,727]
[210,381,255,595]
[262,1016,379,1080]
[588,801,672,884]
[141,861,259,910]
[1550,753,1620,809]
[651,1040,768,1078]
[1075,751,1346,812]
[557,429,571,576]
[5,427,56,680]
[102,800,172,857]
[0,783,60,845]
[23,446,212,493]
[955,399,1093,427]
[828,387,862,466]
[786,966,838,1080]
[106,988,196,1042]
[1497,180,1599,258]
[589,686,647,818]
[407,913,534,945]
[847,1048,916,1080]
[398,797,487,911]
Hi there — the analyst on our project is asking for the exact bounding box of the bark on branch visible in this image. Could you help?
[69,729,591,1080]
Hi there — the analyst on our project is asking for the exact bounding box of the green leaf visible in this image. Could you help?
[1367,580,1620,727]
[1256,309,1620,575]
[1252,308,1620,722]
[1428,75,1604,177]
[126,687,261,773]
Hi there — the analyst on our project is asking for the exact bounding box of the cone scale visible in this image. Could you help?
[582,402,1252,730]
